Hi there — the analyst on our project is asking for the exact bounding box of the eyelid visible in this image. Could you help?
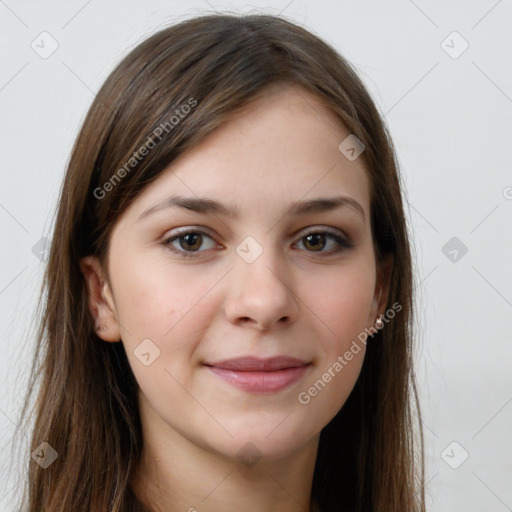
[298,225,348,239]
[165,225,216,238]
[163,224,349,241]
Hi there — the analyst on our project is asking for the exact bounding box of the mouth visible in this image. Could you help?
[203,356,311,393]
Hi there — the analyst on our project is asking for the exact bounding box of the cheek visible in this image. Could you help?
[112,255,200,335]
[115,268,174,335]
[294,348,364,441]
[111,256,219,374]
[312,263,375,353]
[293,268,373,434]
[112,262,213,406]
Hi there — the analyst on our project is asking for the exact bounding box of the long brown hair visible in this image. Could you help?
[15,12,426,512]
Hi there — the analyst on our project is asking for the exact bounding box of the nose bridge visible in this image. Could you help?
[236,230,287,280]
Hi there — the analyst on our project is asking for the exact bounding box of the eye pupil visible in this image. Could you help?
[304,233,325,251]
[180,233,202,251]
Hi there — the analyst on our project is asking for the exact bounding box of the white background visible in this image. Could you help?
[1,1,511,511]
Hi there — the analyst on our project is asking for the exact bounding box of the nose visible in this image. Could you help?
[223,243,299,331]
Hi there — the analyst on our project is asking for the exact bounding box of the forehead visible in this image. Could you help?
[122,85,371,224]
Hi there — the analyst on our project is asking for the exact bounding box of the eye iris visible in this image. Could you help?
[304,233,326,251]
[179,233,202,251]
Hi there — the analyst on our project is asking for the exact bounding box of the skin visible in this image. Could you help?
[80,84,393,512]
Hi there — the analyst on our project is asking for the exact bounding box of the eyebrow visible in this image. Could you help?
[137,194,366,222]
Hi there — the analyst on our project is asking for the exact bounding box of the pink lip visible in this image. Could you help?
[204,357,311,393]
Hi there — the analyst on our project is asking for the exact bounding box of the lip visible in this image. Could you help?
[204,356,311,393]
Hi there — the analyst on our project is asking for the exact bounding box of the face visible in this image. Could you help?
[81,85,391,463]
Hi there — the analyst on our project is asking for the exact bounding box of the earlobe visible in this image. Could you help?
[79,255,121,342]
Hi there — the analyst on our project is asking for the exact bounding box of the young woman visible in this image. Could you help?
[18,12,426,512]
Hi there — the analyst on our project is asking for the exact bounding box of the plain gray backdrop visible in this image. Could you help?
[1,1,511,511]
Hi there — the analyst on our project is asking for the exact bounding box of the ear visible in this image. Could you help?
[79,255,121,342]
[369,253,394,326]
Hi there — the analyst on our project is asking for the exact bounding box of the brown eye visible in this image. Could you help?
[295,230,352,256]
[178,233,203,251]
[163,229,218,258]
[302,233,327,252]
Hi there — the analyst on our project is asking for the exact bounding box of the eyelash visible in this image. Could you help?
[161,227,352,259]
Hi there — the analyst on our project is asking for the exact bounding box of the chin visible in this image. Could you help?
[202,420,316,464]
